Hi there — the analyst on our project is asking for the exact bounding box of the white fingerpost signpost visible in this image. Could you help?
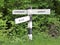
[12,7,50,40]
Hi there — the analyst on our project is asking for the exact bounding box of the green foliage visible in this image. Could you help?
[0,0,60,45]
[0,0,4,7]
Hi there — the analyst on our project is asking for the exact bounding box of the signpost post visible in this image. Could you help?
[12,7,50,40]
[28,7,32,40]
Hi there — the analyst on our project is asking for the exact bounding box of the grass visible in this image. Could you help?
[0,32,60,45]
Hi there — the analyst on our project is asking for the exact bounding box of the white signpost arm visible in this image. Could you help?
[15,16,30,24]
[12,10,27,14]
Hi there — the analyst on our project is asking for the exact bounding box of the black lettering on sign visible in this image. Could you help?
[14,11,25,13]
[19,18,24,21]
[38,11,45,13]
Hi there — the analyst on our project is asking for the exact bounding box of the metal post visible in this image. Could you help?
[28,7,32,40]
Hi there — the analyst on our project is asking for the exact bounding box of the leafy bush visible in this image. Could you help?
[0,0,60,40]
